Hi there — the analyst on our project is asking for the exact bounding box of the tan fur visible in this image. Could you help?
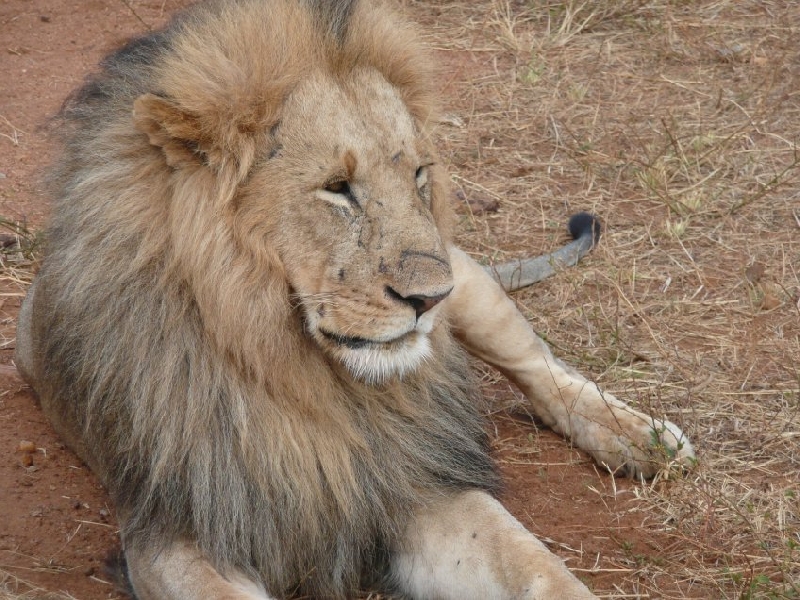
[15,1,693,598]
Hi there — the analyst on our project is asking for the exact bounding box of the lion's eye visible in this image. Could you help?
[415,165,432,206]
[318,178,359,212]
[325,179,351,196]
[415,166,429,190]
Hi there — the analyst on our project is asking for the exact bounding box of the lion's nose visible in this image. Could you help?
[386,286,453,319]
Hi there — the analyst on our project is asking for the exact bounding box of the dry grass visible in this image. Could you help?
[1,0,798,598]
[418,0,799,597]
[0,218,39,277]
[0,567,77,600]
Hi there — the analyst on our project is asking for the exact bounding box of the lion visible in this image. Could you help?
[14,0,695,598]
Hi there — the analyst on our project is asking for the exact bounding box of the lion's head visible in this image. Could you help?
[246,68,454,382]
[127,0,454,384]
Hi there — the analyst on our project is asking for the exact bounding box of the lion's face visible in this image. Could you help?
[237,69,452,383]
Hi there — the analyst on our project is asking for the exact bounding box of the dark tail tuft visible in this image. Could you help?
[567,212,602,245]
[104,547,136,599]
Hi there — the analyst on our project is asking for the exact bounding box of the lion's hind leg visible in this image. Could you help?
[390,490,596,599]
[125,540,273,600]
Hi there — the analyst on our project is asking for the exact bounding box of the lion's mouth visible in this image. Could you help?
[319,328,413,350]
[316,325,431,383]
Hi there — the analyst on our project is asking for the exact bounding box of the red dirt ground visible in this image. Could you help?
[1,2,678,598]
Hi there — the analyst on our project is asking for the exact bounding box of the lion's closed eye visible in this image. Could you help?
[325,179,351,195]
[318,178,358,210]
[415,165,432,203]
[415,166,428,188]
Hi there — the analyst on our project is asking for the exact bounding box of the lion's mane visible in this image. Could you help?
[30,0,499,596]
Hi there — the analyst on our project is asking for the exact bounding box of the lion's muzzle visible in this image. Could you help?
[384,284,452,319]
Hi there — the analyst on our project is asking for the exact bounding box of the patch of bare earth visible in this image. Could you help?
[1,1,798,599]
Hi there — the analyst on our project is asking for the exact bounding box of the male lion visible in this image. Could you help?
[15,0,695,598]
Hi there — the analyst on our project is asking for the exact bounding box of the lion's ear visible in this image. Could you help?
[133,94,208,168]
[133,93,258,176]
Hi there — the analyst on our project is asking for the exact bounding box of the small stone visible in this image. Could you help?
[18,440,36,453]
[453,190,499,215]
[761,292,781,311]
[745,262,765,284]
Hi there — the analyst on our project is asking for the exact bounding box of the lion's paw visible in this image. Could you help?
[579,409,696,479]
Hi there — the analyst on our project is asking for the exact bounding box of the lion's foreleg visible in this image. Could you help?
[389,490,596,599]
[447,247,695,478]
[125,540,273,600]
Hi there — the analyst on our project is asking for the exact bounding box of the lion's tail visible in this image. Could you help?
[484,212,602,292]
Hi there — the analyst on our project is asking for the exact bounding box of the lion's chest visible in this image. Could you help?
[242,361,500,596]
